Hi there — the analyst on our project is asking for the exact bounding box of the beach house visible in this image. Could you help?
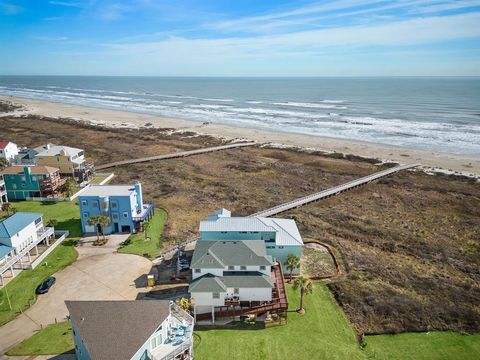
[199,209,304,274]
[0,141,19,163]
[0,174,7,204]
[34,143,95,184]
[188,239,288,321]
[0,212,55,285]
[78,183,154,235]
[66,300,194,360]
[1,165,65,200]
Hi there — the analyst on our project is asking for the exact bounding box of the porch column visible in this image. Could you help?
[10,266,14,277]
[34,245,39,256]
[27,251,32,262]
[0,274,3,286]
[211,306,215,324]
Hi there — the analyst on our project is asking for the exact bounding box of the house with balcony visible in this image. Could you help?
[65,300,194,360]
[0,212,55,285]
[0,141,19,163]
[1,165,65,200]
[199,208,304,274]
[188,239,288,323]
[78,183,154,235]
[0,174,7,204]
[34,143,95,184]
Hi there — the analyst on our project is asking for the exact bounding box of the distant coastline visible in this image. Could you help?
[1,95,479,178]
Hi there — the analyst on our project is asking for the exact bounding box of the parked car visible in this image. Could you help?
[36,276,56,294]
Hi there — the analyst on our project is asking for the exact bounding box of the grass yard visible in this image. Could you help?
[195,283,364,360]
[0,201,81,326]
[118,209,167,258]
[89,173,113,185]
[195,282,480,360]
[364,332,480,360]
[10,200,82,238]
[6,321,74,356]
[0,239,78,326]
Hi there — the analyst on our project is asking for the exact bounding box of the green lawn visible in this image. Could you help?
[195,283,364,360]
[89,174,113,185]
[364,331,480,359]
[0,201,81,326]
[10,200,82,238]
[6,321,74,356]
[195,282,480,360]
[118,209,167,258]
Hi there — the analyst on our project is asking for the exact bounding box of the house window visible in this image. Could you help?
[32,176,37,181]
[81,200,87,206]
[240,265,247,270]
[234,288,239,294]
[83,212,89,218]
[228,265,234,270]
[194,269,201,273]
[92,201,98,208]
[21,176,25,181]
[279,246,284,249]
[221,231,227,234]
[112,213,119,221]
[240,231,247,234]
[151,336,157,349]
[111,201,118,209]
[212,293,220,299]
[267,246,275,249]
[12,184,17,189]
[260,266,266,271]
[123,212,129,218]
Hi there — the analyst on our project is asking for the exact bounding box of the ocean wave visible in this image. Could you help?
[272,101,346,109]
[245,100,264,104]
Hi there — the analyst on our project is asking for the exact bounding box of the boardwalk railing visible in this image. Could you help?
[96,142,256,170]
[251,163,419,217]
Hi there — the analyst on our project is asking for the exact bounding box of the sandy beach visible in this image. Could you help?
[1,95,479,177]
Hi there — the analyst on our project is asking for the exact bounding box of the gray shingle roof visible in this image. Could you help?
[189,272,273,293]
[190,240,273,269]
[65,300,170,360]
[188,274,227,293]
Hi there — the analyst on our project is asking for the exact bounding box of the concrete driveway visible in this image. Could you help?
[0,235,152,356]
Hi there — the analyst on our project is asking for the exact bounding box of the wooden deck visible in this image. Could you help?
[195,264,288,321]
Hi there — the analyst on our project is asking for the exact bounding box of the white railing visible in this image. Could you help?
[151,338,193,360]
[0,227,55,274]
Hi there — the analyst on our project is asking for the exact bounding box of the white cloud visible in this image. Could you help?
[48,1,85,8]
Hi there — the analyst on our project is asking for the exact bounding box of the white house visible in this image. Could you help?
[189,240,280,320]
[0,141,19,163]
[0,174,7,204]
[66,300,194,360]
[0,212,55,285]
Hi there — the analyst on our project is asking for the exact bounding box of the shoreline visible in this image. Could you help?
[1,95,479,177]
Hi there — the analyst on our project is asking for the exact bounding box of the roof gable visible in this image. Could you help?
[65,300,170,360]
[0,212,42,238]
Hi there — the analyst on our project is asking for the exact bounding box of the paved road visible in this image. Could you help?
[0,235,152,356]
[96,142,256,170]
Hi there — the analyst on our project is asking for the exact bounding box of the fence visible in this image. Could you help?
[25,230,69,270]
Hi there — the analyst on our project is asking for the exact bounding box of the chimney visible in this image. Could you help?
[23,166,31,181]
[134,182,143,210]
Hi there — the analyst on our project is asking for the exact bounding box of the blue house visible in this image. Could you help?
[78,183,153,235]
[199,208,304,274]
[66,300,194,360]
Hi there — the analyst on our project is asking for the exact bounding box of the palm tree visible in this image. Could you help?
[143,221,151,240]
[285,253,300,282]
[88,215,110,241]
[293,276,313,314]
[46,219,58,228]
[1,202,14,216]
[175,297,192,313]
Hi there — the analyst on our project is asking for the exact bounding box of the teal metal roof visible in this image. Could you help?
[0,212,42,238]
[190,240,273,269]
[0,244,13,260]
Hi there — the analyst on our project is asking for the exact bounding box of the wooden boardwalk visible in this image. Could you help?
[251,163,419,217]
[96,142,256,170]
[159,163,418,257]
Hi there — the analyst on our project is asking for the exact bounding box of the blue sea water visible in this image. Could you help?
[0,76,479,155]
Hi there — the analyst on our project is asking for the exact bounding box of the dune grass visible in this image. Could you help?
[6,321,74,356]
[118,209,167,258]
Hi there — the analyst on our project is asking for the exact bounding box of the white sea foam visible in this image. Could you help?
[272,101,346,109]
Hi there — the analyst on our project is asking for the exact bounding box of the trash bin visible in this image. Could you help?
[147,274,155,287]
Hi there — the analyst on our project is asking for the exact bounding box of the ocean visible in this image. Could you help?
[0,76,479,155]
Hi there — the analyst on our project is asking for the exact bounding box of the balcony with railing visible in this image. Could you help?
[149,303,194,360]
[133,201,155,222]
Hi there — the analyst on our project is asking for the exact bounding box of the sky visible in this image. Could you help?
[0,0,480,76]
